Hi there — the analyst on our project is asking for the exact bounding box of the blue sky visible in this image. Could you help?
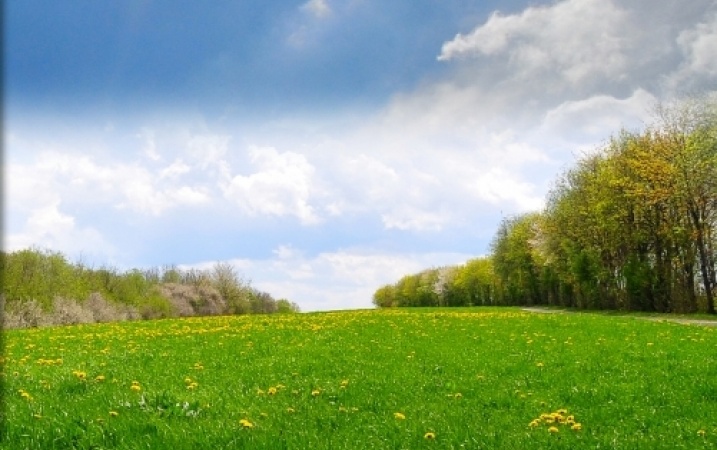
[6,0,717,311]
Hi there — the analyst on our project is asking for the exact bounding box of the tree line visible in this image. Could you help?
[374,96,717,314]
[1,248,299,328]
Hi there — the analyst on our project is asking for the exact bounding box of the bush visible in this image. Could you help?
[48,297,95,326]
[4,299,48,329]
[85,292,138,323]
[138,293,173,320]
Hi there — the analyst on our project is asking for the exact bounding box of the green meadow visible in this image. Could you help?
[3,308,716,449]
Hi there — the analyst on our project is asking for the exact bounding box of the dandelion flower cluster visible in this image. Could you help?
[394,412,406,420]
[184,377,198,390]
[239,418,254,428]
[529,408,582,434]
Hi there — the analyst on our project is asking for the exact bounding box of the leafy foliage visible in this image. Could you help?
[1,248,299,328]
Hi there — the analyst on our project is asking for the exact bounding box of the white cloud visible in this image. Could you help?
[679,13,717,76]
[541,89,657,143]
[438,0,630,85]
[159,159,192,179]
[468,168,545,211]
[301,0,331,19]
[6,149,213,259]
[137,127,160,161]
[6,199,114,260]
[667,12,717,91]
[381,207,449,232]
[186,133,232,176]
[221,146,321,224]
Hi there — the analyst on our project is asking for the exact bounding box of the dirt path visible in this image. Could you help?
[521,306,717,327]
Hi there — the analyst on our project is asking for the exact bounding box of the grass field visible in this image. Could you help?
[3,308,717,449]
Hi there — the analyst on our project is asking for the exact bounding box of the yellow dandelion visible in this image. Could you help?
[311,389,321,397]
[571,423,582,431]
[239,418,254,428]
[268,387,277,395]
[548,426,559,434]
[109,411,119,417]
[130,384,141,392]
[95,375,106,382]
[394,412,406,420]
[529,420,540,428]
[536,362,544,367]
[454,392,463,399]
[286,407,296,413]
[20,391,32,401]
[424,432,436,440]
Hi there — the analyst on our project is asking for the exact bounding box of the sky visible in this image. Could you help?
[5,0,717,311]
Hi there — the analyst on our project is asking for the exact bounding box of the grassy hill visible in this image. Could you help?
[3,308,716,449]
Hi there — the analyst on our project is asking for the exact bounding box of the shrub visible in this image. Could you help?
[85,292,136,323]
[160,283,197,317]
[138,292,173,320]
[4,299,48,329]
[48,297,94,326]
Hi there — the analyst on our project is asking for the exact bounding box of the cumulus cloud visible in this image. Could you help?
[5,145,215,260]
[6,201,113,258]
[438,0,630,86]
[221,146,321,224]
